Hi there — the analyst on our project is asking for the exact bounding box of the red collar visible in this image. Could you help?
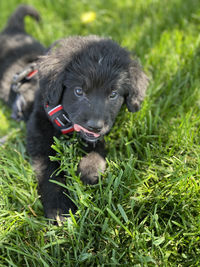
[11,64,74,135]
[44,104,74,134]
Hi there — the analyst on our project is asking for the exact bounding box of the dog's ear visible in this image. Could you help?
[38,38,86,106]
[125,60,149,112]
[38,53,66,106]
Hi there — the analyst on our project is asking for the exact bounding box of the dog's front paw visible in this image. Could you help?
[79,168,99,185]
[78,152,106,185]
[43,191,76,225]
[45,208,67,226]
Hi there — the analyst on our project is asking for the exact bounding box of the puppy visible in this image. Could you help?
[27,36,149,222]
[0,5,45,121]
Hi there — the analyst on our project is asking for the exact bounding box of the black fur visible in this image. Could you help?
[26,36,149,222]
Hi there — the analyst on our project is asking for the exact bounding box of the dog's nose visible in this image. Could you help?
[86,119,103,133]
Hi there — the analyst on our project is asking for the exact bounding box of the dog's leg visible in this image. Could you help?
[27,112,76,223]
[33,157,76,223]
[78,141,107,185]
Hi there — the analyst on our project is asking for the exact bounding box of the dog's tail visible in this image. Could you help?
[3,5,40,33]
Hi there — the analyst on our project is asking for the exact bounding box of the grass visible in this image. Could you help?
[0,0,200,265]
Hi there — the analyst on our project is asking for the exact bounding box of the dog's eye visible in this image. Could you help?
[74,87,83,97]
[109,91,118,100]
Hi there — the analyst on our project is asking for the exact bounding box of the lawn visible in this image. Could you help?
[0,0,200,266]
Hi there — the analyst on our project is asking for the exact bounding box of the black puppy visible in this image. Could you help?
[0,5,45,121]
[27,36,149,222]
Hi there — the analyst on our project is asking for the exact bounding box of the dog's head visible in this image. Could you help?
[39,36,148,142]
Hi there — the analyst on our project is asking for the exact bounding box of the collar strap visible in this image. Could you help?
[44,104,74,134]
[11,63,38,93]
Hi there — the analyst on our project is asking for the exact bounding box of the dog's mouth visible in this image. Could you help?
[74,124,101,142]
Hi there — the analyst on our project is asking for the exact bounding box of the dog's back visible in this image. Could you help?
[0,5,45,120]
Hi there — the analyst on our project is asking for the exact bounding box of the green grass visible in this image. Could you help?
[0,0,200,265]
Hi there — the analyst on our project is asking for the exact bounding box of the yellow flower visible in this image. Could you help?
[81,11,96,24]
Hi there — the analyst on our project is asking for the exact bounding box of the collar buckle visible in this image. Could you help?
[44,104,74,135]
